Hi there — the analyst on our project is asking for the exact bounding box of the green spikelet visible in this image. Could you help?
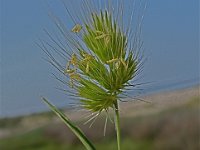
[63,11,138,112]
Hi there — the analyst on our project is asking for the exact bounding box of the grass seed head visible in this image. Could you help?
[44,1,145,114]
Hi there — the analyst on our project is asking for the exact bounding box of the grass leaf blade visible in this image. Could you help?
[42,97,96,150]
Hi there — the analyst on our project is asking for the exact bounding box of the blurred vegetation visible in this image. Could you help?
[0,97,199,150]
[0,117,23,129]
[0,111,55,129]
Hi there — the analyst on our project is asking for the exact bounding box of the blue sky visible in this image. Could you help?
[0,0,199,117]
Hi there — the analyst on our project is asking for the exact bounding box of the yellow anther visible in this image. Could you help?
[80,50,86,57]
[71,24,82,33]
[120,58,128,69]
[69,72,81,80]
[96,30,104,34]
[86,63,90,73]
[104,35,110,45]
[70,53,78,66]
[115,61,120,69]
[82,53,93,62]
[68,72,80,88]
[64,54,78,75]
[83,54,94,73]
[64,69,75,74]
[85,54,93,61]
[95,34,108,40]
[106,58,119,64]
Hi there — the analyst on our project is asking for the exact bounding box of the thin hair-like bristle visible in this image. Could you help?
[41,0,148,124]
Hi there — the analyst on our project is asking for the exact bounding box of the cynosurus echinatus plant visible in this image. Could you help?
[41,0,147,149]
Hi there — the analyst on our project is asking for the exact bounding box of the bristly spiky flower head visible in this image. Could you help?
[65,11,140,112]
[41,0,146,114]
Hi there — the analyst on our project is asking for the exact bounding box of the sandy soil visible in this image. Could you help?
[66,86,199,120]
[120,86,199,117]
[0,86,199,139]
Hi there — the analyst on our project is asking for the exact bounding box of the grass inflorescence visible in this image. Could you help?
[39,0,147,149]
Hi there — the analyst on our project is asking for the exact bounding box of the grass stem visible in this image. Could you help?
[114,101,121,150]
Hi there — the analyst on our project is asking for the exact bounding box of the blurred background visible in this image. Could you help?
[0,0,199,150]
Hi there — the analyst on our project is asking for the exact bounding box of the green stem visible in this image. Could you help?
[114,101,121,150]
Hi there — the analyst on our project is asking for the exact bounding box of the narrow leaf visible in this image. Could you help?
[42,98,96,150]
